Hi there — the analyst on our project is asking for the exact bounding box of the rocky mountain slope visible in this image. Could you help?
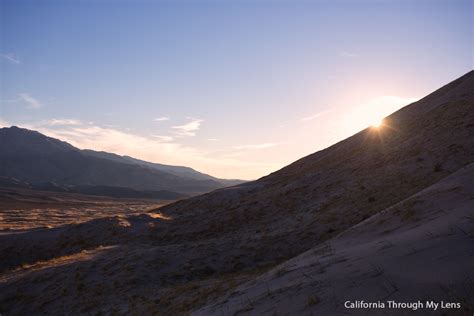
[0,71,472,315]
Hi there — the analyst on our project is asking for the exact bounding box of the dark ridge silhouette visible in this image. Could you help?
[0,126,245,195]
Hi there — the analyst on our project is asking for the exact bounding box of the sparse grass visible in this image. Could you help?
[157,266,274,314]
[307,295,320,306]
[399,207,418,222]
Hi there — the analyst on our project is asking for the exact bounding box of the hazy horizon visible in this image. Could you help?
[1,0,472,179]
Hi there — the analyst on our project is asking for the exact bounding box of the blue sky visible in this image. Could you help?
[1,0,472,179]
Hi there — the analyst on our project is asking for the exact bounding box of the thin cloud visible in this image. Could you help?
[234,143,279,150]
[18,93,43,109]
[207,138,220,142]
[46,119,82,126]
[339,51,359,58]
[172,118,203,136]
[151,135,174,142]
[153,117,170,122]
[0,53,20,64]
[300,110,331,122]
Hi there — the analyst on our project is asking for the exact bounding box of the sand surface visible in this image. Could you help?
[0,187,168,231]
[193,163,474,315]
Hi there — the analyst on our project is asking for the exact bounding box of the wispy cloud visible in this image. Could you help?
[207,138,220,142]
[151,135,174,142]
[0,53,20,64]
[153,117,170,122]
[46,119,82,126]
[339,51,359,58]
[234,143,279,150]
[172,118,203,136]
[300,110,331,122]
[18,93,43,109]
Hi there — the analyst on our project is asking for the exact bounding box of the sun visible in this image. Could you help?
[371,118,384,128]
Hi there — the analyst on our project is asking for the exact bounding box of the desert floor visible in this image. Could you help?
[0,187,170,232]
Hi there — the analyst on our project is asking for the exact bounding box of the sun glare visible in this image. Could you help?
[371,118,384,128]
[338,96,416,137]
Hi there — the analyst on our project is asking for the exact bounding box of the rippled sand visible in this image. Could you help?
[0,187,170,231]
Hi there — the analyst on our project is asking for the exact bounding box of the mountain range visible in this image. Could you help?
[0,127,245,199]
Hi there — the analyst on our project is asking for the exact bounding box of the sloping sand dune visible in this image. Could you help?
[194,163,474,315]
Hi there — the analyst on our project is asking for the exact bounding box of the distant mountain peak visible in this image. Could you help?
[0,126,245,195]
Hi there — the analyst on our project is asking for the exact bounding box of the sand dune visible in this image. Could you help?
[194,163,474,315]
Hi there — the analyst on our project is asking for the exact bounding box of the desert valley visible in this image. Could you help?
[0,71,473,315]
[1,1,473,314]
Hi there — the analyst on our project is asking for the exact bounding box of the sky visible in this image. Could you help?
[0,0,472,180]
